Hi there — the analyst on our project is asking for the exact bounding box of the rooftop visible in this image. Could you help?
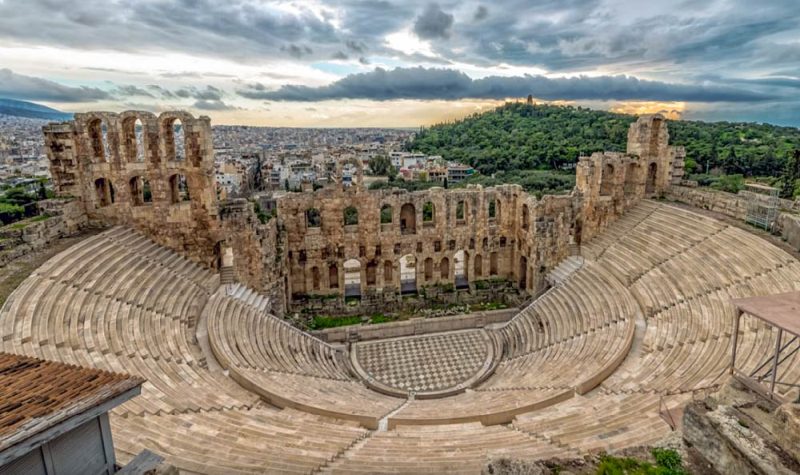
[0,352,143,453]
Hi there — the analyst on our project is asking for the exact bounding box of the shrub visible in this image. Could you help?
[309,315,362,330]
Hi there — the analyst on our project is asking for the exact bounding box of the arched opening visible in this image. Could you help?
[439,257,449,280]
[456,200,466,223]
[328,264,339,289]
[519,256,528,289]
[400,203,416,234]
[306,208,321,228]
[489,252,498,276]
[134,118,145,162]
[101,122,112,163]
[94,177,113,207]
[311,266,320,291]
[383,260,394,286]
[343,206,359,226]
[87,119,106,163]
[380,204,393,224]
[129,176,152,206]
[574,219,583,246]
[169,174,190,203]
[646,162,658,194]
[172,119,185,161]
[474,254,483,277]
[488,198,497,220]
[400,254,416,294]
[424,257,433,281]
[521,204,529,230]
[600,163,615,196]
[343,259,361,297]
[624,162,638,194]
[366,261,377,286]
[454,250,468,289]
[423,201,435,224]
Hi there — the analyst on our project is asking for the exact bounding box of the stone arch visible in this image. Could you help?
[160,112,194,163]
[439,257,450,280]
[129,176,152,206]
[343,258,361,297]
[399,254,416,294]
[120,112,152,163]
[328,263,339,289]
[400,203,416,234]
[646,162,658,194]
[474,254,483,277]
[454,250,468,289]
[86,117,107,163]
[380,204,393,224]
[366,260,377,286]
[600,163,615,196]
[422,201,435,223]
[456,199,466,222]
[343,205,359,226]
[306,208,321,228]
[168,174,190,203]
[94,177,113,207]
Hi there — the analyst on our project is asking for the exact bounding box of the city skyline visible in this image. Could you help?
[0,0,798,127]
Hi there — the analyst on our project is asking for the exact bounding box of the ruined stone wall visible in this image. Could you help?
[43,111,222,268]
[576,114,679,242]
[219,199,287,315]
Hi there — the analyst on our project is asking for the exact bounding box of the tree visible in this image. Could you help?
[368,155,394,177]
[781,150,800,199]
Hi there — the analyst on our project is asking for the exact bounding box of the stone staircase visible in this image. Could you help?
[219,265,235,284]
[545,256,585,287]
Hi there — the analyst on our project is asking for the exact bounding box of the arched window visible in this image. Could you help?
[122,117,145,163]
[306,208,321,228]
[399,255,416,294]
[380,204,393,224]
[488,198,497,219]
[454,250,468,289]
[423,201,434,223]
[129,176,152,206]
[424,257,433,281]
[456,200,465,222]
[328,264,339,289]
[366,261,377,286]
[134,118,145,162]
[173,119,185,161]
[343,259,361,297]
[489,252,498,276]
[169,174,190,203]
[400,203,416,234]
[94,177,113,207]
[311,266,320,291]
[474,254,483,277]
[87,119,106,163]
[343,206,359,226]
[600,163,615,196]
[439,257,449,280]
[521,204,529,230]
[646,162,658,194]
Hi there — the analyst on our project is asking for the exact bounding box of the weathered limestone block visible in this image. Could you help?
[773,403,800,461]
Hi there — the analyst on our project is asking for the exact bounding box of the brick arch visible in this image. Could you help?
[119,111,158,165]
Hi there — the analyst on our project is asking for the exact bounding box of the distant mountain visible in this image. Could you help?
[0,98,72,121]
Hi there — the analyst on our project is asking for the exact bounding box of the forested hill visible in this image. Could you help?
[409,103,800,178]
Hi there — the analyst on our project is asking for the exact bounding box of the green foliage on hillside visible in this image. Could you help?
[409,102,800,181]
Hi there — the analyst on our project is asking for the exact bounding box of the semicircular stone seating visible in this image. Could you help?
[2,200,800,474]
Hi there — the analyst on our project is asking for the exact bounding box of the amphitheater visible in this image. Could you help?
[1,111,799,474]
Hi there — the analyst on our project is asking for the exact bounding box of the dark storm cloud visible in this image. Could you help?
[0,68,110,102]
[193,99,236,110]
[473,5,488,21]
[413,3,454,40]
[116,85,155,97]
[240,67,775,103]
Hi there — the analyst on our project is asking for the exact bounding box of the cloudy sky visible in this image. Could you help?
[1,0,798,127]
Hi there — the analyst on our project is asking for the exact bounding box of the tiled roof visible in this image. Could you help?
[0,352,144,452]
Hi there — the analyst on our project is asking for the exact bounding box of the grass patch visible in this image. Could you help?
[369,313,398,324]
[596,448,686,475]
[309,315,362,330]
